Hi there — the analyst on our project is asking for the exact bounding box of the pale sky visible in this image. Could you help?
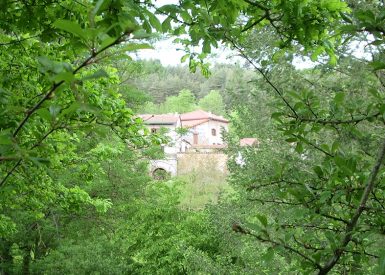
[137,0,247,67]
[137,36,371,69]
[137,0,370,69]
[136,37,246,67]
[136,37,317,69]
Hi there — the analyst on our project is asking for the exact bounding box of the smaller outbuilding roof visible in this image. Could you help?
[240,138,259,147]
[138,114,179,125]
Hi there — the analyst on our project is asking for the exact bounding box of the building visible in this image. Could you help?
[138,113,183,155]
[138,110,229,178]
[180,110,229,146]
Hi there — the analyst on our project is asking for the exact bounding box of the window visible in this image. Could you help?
[193,133,198,144]
[211,128,216,136]
[151,128,158,133]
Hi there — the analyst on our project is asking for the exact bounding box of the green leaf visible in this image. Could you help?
[331,141,340,152]
[325,231,338,249]
[202,39,211,53]
[294,102,306,111]
[29,157,50,166]
[370,40,385,46]
[60,102,80,118]
[272,50,285,62]
[311,46,325,61]
[312,252,322,263]
[245,222,262,232]
[257,214,268,227]
[53,20,88,40]
[328,52,337,66]
[142,21,152,33]
[321,0,348,12]
[181,54,189,63]
[368,88,381,99]
[100,36,116,50]
[295,142,304,153]
[355,10,376,24]
[262,247,275,262]
[334,92,345,105]
[91,0,107,17]
[271,112,283,123]
[370,61,385,71]
[36,108,52,122]
[285,137,297,142]
[147,12,162,32]
[121,43,153,52]
[37,56,54,70]
[52,71,74,83]
[319,191,331,203]
[0,130,12,145]
[320,144,330,154]
[339,25,358,34]
[313,166,324,178]
[162,17,172,32]
[82,69,109,81]
[180,10,192,23]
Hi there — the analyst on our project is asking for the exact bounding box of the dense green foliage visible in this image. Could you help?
[141,88,227,115]
[133,61,253,115]
[1,0,385,274]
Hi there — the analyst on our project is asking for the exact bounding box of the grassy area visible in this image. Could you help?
[177,170,233,210]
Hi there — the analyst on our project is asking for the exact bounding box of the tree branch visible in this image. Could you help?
[241,13,268,33]
[2,33,129,187]
[227,37,298,118]
[232,223,323,270]
[12,33,127,138]
[319,136,385,274]
[291,134,334,158]
[290,112,381,126]
[0,159,22,187]
[0,35,40,46]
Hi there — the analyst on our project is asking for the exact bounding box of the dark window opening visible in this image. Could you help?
[211,129,217,136]
[151,128,158,133]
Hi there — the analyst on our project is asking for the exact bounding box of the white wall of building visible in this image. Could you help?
[183,120,228,146]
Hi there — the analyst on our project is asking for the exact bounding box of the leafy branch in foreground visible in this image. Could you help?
[0,1,167,273]
[218,2,385,273]
[319,136,385,274]
[1,31,129,187]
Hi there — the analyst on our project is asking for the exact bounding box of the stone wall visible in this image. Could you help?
[149,150,228,180]
[176,152,228,177]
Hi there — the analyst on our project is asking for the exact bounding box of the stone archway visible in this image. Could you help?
[152,168,170,180]
[149,159,177,179]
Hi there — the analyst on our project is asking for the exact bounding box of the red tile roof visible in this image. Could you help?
[138,114,179,125]
[180,110,229,123]
[240,138,259,147]
[181,119,209,128]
